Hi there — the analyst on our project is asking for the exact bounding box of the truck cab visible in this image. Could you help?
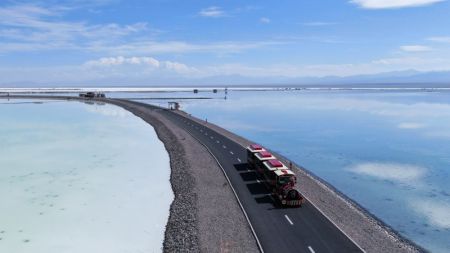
[274,168,297,187]
[273,169,303,207]
[262,159,288,186]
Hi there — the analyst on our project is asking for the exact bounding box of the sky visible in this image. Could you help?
[0,0,450,86]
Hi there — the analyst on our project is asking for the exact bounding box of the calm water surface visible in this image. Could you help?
[0,99,172,252]
[137,90,450,253]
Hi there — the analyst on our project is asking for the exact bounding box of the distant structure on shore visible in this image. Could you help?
[79,92,105,98]
[168,102,180,110]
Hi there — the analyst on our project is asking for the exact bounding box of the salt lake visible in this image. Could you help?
[2,89,450,252]
[0,99,172,253]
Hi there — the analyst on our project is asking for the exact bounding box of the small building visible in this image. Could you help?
[168,102,180,110]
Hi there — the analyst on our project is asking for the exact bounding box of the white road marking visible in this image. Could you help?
[222,145,227,149]
[216,140,220,143]
[284,215,294,225]
[210,136,214,139]
[308,246,315,253]
[237,158,241,163]
[230,151,234,155]
[256,179,261,183]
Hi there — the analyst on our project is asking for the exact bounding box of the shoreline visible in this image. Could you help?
[1,95,425,252]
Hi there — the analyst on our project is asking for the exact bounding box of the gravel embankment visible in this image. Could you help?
[176,110,425,253]
[108,100,259,253]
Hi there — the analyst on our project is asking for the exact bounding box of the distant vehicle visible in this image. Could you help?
[168,102,180,110]
[79,92,105,98]
[247,144,305,207]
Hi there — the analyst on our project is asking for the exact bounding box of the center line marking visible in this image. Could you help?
[237,158,241,163]
[284,215,294,225]
[222,145,227,149]
[210,136,214,139]
[216,140,220,143]
[308,246,315,253]
[230,151,234,155]
[256,179,261,183]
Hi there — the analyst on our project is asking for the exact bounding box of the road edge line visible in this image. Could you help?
[182,126,265,253]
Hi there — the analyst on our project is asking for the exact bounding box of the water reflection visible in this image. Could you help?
[147,90,450,252]
[0,100,172,253]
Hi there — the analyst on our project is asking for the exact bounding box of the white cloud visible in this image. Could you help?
[400,45,432,52]
[83,56,198,75]
[350,0,445,9]
[199,6,225,18]
[398,122,425,129]
[260,17,271,24]
[0,4,281,55]
[371,56,450,69]
[346,163,425,182]
[0,3,150,52]
[414,200,450,228]
[164,61,196,74]
[85,56,160,67]
[427,36,450,43]
[85,40,283,55]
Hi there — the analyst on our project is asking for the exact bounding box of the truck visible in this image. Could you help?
[79,92,106,98]
[246,144,305,207]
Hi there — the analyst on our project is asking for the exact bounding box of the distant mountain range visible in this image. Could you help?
[196,70,450,87]
[2,69,450,88]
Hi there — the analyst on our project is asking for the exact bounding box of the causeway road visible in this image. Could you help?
[118,100,363,253]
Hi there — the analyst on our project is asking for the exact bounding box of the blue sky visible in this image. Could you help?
[0,0,450,86]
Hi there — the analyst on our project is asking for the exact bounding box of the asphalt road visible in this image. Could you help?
[125,101,363,253]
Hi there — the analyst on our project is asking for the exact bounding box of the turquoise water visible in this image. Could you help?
[137,90,449,253]
[0,99,172,252]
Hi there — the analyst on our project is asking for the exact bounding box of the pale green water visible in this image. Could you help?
[0,99,173,252]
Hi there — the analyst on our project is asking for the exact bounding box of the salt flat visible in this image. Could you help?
[0,100,173,253]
